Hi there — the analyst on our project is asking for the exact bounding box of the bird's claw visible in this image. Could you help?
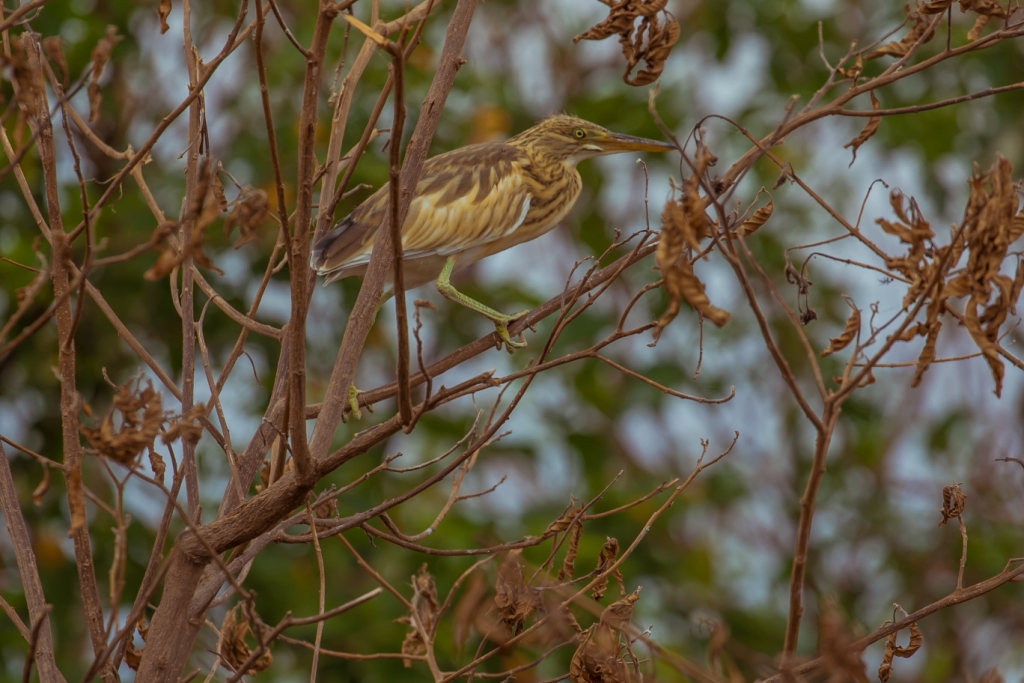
[493,310,530,353]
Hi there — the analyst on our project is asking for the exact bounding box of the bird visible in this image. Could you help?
[311,114,675,351]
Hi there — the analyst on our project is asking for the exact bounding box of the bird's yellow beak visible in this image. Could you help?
[593,131,676,153]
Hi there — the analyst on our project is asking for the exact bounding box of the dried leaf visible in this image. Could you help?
[224,188,270,248]
[966,14,989,41]
[736,197,773,237]
[31,466,49,506]
[820,303,861,357]
[161,402,206,447]
[920,0,955,14]
[545,498,583,536]
[400,565,439,667]
[80,380,164,465]
[42,37,68,88]
[818,597,867,683]
[865,10,935,59]
[148,449,166,484]
[591,537,624,601]
[219,605,272,675]
[559,518,584,581]
[88,26,123,123]
[843,91,880,164]
[494,551,537,633]
[9,36,44,118]
[938,482,966,526]
[574,0,680,87]
[877,622,922,682]
[143,245,179,281]
[124,616,148,671]
[569,588,641,683]
[911,323,941,387]
[959,0,1007,18]
[157,0,172,34]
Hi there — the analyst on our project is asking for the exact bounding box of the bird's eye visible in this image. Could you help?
[573,128,586,139]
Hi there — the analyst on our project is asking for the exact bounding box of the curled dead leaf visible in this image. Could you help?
[31,466,50,506]
[42,37,69,88]
[569,588,641,683]
[820,301,861,357]
[559,517,584,581]
[938,482,966,526]
[80,380,164,465]
[399,565,439,667]
[865,9,935,59]
[574,0,680,87]
[88,26,123,123]
[158,0,172,34]
[877,622,922,682]
[219,604,272,676]
[843,91,880,164]
[224,187,270,248]
[591,537,624,601]
[736,197,773,237]
[494,551,537,634]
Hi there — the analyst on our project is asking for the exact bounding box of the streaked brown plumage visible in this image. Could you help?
[311,114,674,349]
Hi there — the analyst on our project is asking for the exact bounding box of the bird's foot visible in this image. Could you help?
[343,383,367,422]
[491,310,530,353]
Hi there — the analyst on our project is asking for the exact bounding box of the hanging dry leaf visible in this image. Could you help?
[736,197,773,237]
[569,589,641,683]
[398,565,439,667]
[653,156,729,342]
[161,402,206,447]
[80,380,164,465]
[966,14,989,40]
[938,482,966,526]
[959,0,1007,18]
[88,26,123,123]
[865,9,935,59]
[545,498,584,536]
[559,518,584,581]
[591,537,624,601]
[31,466,50,506]
[821,302,861,357]
[843,91,881,164]
[494,551,537,634]
[124,615,149,671]
[920,0,955,13]
[42,37,69,88]
[818,597,868,683]
[574,0,680,86]
[219,604,272,675]
[877,622,923,682]
[8,36,45,118]
[157,0,172,33]
[224,187,270,248]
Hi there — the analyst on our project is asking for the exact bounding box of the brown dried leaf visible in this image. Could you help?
[559,519,584,581]
[843,91,880,164]
[865,10,935,59]
[574,0,679,87]
[820,304,861,357]
[545,498,583,535]
[818,597,867,683]
[9,36,44,118]
[124,615,148,671]
[400,565,439,667]
[219,604,272,675]
[966,14,989,41]
[736,198,773,237]
[938,482,966,526]
[959,0,1007,18]
[591,537,624,601]
[570,588,641,683]
[494,551,537,633]
[161,402,206,447]
[31,466,49,506]
[911,323,941,387]
[80,380,164,465]
[88,26,123,123]
[878,622,922,682]
[157,0,172,34]
[143,245,179,281]
[42,37,68,88]
[148,449,166,484]
[224,188,270,248]
[921,0,955,13]
[452,570,488,651]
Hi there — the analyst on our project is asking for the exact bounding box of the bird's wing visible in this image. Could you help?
[311,143,532,276]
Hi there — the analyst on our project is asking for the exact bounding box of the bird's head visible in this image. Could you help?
[509,114,675,164]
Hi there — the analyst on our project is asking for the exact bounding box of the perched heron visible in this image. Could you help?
[311,114,674,350]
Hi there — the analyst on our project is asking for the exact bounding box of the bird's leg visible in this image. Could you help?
[436,255,529,352]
